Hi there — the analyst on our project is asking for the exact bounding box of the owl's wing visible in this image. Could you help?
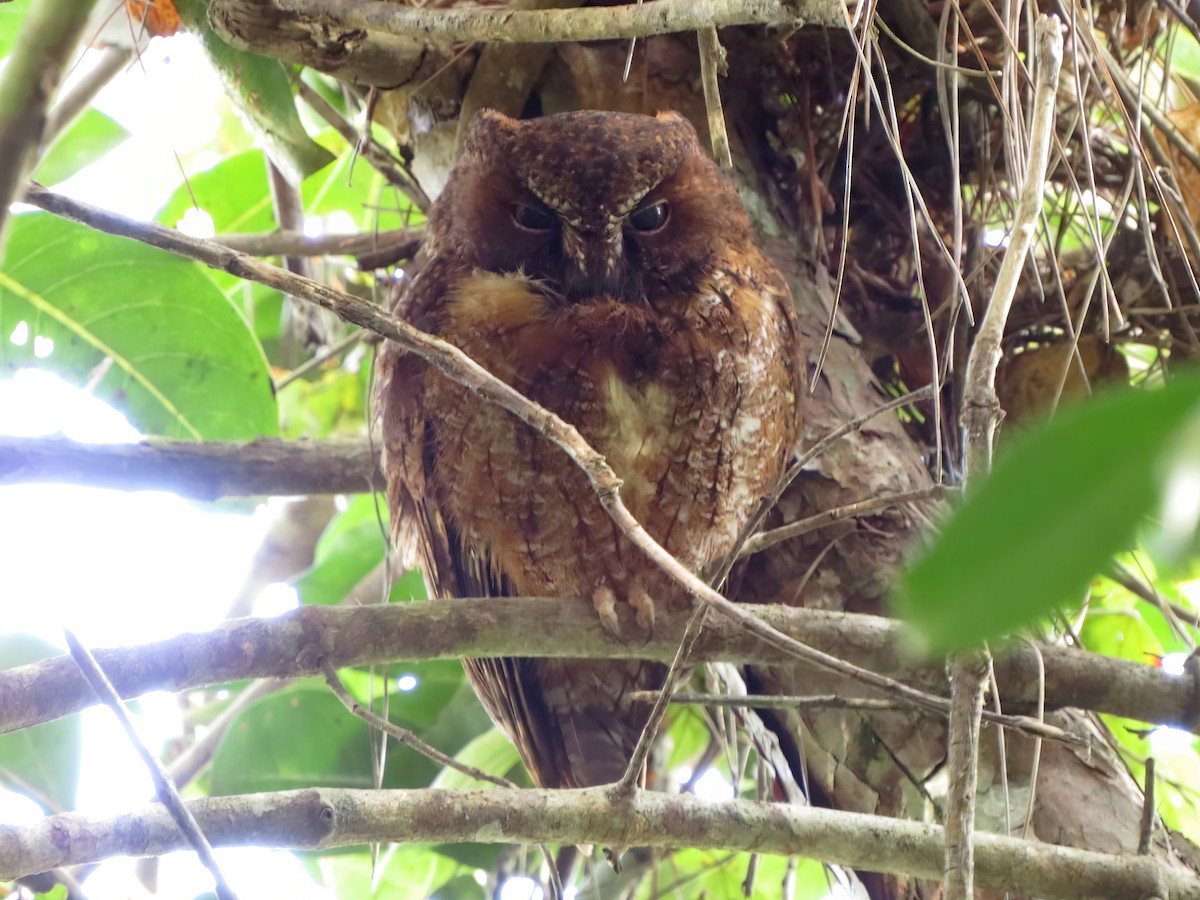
[375,259,571,789]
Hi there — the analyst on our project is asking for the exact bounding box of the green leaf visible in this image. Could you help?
[0,0,32,60]
[897,372,1200,653]
[431,727,521,790]
[0,213,278,440]
[665,707,709,771]
[0,635,82,812]
[292,494,388,605]
[210,685,377,794]
[175,0,334,182]
[324,848,468,900]
[156,149,276,234]
[278,367,368,439]
[338,659,466,732]
[33,108,129,185]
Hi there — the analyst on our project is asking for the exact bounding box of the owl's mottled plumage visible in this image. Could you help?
[376,109,802,789]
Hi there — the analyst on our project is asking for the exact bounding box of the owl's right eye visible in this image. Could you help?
[510,203,557,233]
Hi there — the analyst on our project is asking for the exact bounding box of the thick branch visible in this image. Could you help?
[0,436,379,499]
[0,599,1192,737]
[261,0,845,41]
[1,787,1195,899]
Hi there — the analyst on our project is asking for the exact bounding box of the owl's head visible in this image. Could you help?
[431,109,751,304]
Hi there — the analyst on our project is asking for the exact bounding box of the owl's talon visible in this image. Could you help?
[593,584,621,636]
[630,585,656,632]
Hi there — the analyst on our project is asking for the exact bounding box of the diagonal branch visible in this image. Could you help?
[3,786,1197,899]
[19,182,973,759]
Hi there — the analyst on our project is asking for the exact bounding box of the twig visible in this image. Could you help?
[943,650,989,899]
[1139,757,1156,855]
[0,0,101,246]
[629,688,1083,741]
[632,691,954,711]
[0,435,379,499]
[294,79,429,212]
[948,17,1064,900]
[274,330,365,390]
[62,630,239,900]
[6,786,1200,899]
[22,182,988,759]
[736,485,955,559]
[718,385,935,585]
[43,45,135,145]
[320,659,514,789]
[320,660,563,896]
[264,0,844,41]
[617,605,710,792]
[697,27,733,169]
[214,227,421,259]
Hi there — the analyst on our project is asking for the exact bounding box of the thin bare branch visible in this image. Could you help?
[214,227,421,260]
[320,659,514,789]
[737,485,955,559]
[62,630,239,900]
[697,27,733,169]
[294,79,430,212]
[948,17,1064,900]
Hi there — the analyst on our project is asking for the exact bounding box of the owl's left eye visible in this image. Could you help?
[511,203,557,233]
[628,200,670,233]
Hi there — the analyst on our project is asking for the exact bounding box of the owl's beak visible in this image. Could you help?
[562,226,626,301]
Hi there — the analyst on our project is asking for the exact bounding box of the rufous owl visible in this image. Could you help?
[376,109,803,790]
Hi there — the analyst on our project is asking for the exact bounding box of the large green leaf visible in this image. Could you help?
[0,213,277,440]
[897,372,1200,652]
[34,108,129,185]
[0,635,82,813]
[292,494,389,605]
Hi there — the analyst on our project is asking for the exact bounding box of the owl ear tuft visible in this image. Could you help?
[464,109,522,154]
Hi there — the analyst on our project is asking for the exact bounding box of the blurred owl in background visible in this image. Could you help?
[376,109,803,790]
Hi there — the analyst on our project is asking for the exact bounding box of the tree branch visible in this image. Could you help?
[258,0,845,42]
[947,18,1064,899]
[1,599,1192,739]
[0,0,100,245]
[0,435,380,499]
[2,787,1196,899]
[214,227,421,260]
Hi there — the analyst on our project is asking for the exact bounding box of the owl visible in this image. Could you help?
[375,109,803,790]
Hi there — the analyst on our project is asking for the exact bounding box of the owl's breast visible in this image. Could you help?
[427,267,799,596]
